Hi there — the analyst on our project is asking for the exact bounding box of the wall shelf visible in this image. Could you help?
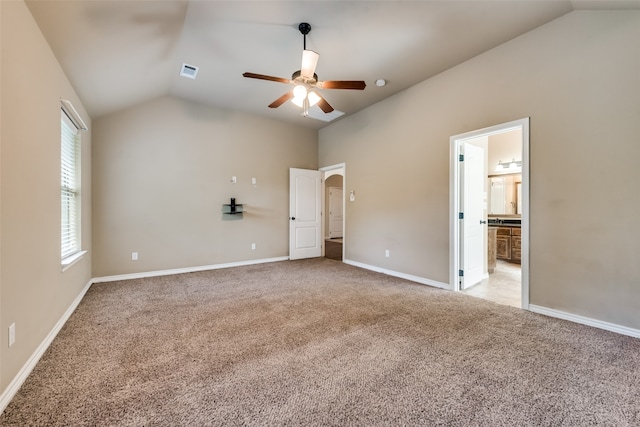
[222,198,243,217]
[222,204,243,215]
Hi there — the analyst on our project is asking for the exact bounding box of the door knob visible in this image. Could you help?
[290,217,296,220]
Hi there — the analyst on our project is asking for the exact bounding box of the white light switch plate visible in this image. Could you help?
[9,323,15,347]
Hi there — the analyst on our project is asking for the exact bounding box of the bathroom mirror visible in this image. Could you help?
[488,173,521,216]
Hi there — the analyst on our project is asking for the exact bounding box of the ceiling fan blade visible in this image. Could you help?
[243,72,291,84]
[315,93,334,113]
[317,80,366,90]
[301,50,319,80]
[268,91,294,108]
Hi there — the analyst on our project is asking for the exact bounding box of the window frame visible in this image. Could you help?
[60,100,87,269]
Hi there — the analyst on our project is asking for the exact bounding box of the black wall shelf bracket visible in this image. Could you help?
[222,197,244,216]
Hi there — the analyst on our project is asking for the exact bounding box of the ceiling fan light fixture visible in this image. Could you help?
[291,87,320,108]
[293,84,307,100]
[307,91,321,107]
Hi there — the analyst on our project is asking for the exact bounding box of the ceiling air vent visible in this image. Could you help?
[306,106,345,122]
[180,63,199,79]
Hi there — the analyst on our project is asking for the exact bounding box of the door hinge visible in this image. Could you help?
[459,212,464,220]
[458,269,464,277]
[459,154,464,162]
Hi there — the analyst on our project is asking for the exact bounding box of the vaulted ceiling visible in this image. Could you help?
[26,1,640,129]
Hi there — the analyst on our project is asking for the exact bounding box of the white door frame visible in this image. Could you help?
[320,163,346,261]
[449,118,530,309]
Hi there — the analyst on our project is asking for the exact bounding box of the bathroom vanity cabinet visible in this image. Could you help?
[493,225,521,264]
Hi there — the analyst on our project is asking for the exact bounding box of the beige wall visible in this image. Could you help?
[92,96,317,277]
[319,11,640,329]
[488,130,521,175]
[1,1,92,393]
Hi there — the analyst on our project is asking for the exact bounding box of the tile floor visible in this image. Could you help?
[462,260,521,308]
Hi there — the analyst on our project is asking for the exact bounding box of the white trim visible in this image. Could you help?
[92,256,289,283]
[61,250,87,272]
[343,259,450,290]
[449,118,530,308]
[529,305,640,339]
[0,279,93,414]
[60,99,88,131]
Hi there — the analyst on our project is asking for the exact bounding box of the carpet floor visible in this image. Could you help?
[1,258,639,426]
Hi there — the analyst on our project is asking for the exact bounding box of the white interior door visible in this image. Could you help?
[289,168,322,260]
[328,187,343,238]
[461,140,487,289]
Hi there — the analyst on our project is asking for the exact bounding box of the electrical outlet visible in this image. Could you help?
[131,252,138,261]
[385,249,390,258]
[251,243,256,250]
[9,323,15,347]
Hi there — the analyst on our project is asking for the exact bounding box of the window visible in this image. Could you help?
[61,110,81,259]
[60,100,87,264]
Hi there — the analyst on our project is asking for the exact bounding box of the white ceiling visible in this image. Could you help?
[26,0,640,129]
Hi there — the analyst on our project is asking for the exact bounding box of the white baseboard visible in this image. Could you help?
[0,279,93,414]
[529,305,640,339]
[92,256,289,283]
[343,259,450,290]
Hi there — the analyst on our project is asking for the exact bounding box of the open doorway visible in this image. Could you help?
[320,164,345,262]
[450,118,529,309]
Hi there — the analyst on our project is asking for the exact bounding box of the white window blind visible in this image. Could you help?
[61,110,81,259]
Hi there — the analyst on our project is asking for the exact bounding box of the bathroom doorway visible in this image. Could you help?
[320,164,345,262]
[450,118,529,309]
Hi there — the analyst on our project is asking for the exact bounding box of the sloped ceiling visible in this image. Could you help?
[26,0,640,129]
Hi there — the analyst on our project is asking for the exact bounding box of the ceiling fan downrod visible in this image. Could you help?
[299,22,311,50]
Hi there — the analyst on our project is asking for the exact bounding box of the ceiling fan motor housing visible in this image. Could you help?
[292,70,318,84]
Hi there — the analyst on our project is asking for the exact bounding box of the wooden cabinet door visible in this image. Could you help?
[496,235,511,260]
[512,235,522,263]
[495,227,511,260]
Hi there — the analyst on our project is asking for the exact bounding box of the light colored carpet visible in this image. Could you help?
[1,258,639,426]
